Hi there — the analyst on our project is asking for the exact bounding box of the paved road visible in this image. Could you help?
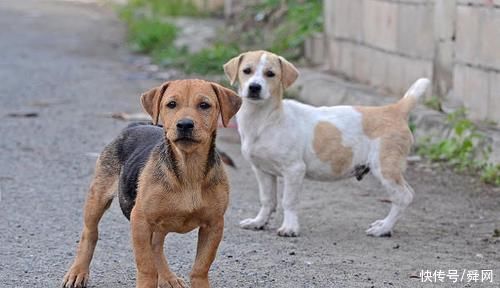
[1,1,499,287]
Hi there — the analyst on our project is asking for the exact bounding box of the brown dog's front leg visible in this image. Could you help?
[131,209,158,288]
[152,232,187,288]
[190,219,224,288]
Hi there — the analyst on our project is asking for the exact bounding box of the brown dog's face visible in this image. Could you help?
[141,79,241,152]
[223,50,299,102]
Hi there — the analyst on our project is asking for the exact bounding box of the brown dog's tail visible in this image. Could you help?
[396,78,431,115]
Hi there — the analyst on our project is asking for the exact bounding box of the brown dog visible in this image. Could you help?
[62,79,241,288]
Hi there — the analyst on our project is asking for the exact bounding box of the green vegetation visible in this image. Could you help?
[120,0,201,18]
[119,0,239,74]
[126,18,177,53]
[152,43,240,75]
[118,0,323,74]
[481,163,500,186]
[408,120,416,134]
[182,43,240,75]
[417,109,500,186]
[261,0,323,58]
[424,96,443,112]
[118,0,183,54]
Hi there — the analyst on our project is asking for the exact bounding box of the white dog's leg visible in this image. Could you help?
[366,179,414,237]
[277,165,305,237]
[240,166,277,230]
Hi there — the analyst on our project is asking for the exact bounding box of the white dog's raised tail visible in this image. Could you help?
[398,78,431,114]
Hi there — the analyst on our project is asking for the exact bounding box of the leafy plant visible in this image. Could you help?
[418,109,482,171]
[152,43,239,75]
[273,1,323,57]
[121,0,201,18]
[408,120,416,134]
[118,0,323,74]
[424,96,443,112]
[126,18,177,53]
[183,43,240,74]
[256,0,323,59]
[481,163,500,186]
[418,109,500,186]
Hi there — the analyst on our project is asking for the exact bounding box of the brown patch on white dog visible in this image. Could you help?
[313,121,353,176]
[355,95,416,184]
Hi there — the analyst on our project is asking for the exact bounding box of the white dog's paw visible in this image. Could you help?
[277,224,300,237]
[366,219,392,237]
[240,218,266,230]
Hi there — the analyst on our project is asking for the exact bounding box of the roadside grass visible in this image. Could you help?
[232,0,323,60]
[417,109,500,186]
[182,43,240,75]
[118,0,180,54]
[266,0,324,59]
[126,18,177,53]
[118,0,323,75]
[424,96,443,112]
[121,0,202,18]
[151,42,240,75]
[119,0,239,75]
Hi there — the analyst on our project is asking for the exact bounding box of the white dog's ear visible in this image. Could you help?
[279,56,299,89]
[140,81,170,125]
[223,54,244,85]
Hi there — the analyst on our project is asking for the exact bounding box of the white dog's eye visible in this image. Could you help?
[243,67,252,74]
[265,70,275,78]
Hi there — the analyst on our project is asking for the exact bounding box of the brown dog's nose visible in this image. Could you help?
[176,119,194,131]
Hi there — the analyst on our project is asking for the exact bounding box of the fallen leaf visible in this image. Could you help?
[378,198,392,203]
[111,112,150,121]
[409,271,420,279]
[7,112,39,118]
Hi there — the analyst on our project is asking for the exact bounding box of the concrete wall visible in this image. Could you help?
[320,0,500,124]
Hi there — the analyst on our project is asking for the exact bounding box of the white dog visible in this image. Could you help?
[224,50,430,237]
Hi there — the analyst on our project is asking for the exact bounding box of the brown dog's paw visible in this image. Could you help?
[62,265,89,288]
[159,275,188,288]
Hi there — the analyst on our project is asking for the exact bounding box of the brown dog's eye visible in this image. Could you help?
[167,101,176,109]
[265,70,275,78]
[243,67,252,74]
[199,102,211,110]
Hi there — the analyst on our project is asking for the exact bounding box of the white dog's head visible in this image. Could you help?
[223,50,299,103]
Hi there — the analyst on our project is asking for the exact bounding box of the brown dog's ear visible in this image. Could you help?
[211,83,242,127]
[279,56,299,89]
[140,82,170,125]
[223,54,244,85]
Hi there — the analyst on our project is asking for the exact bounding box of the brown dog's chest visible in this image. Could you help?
[138,182,228,234]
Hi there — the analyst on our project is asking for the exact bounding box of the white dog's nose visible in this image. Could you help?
[249,83,262,93]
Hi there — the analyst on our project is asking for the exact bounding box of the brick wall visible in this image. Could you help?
[320,0,500,124]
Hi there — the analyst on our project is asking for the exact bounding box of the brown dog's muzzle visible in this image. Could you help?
[175,118,200,144]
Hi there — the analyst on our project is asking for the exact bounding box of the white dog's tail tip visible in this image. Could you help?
[398,78,431,114]
[406,78,431,98]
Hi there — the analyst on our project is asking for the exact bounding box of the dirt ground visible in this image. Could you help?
[0,1,499,287]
